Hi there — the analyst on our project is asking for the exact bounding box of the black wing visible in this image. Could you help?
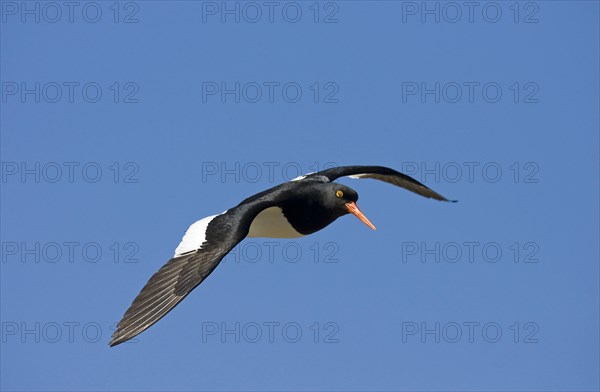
[110,193,283,346]
[110,247,228,346]
[309,165,455,202]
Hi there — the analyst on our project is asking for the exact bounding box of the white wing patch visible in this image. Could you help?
[248,207,304,238]
[348,174,368,179]
[173,213,222,257]
[291,172,315,182]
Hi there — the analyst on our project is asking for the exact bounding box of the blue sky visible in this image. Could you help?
[1,1,598,391]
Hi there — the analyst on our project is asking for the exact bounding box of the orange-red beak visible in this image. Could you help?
[345,202,376,231]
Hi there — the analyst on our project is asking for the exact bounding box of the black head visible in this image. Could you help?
[315,183,376,230]
[318,182,357,207]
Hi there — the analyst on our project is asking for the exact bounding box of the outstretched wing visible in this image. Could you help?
[110,183,292,347]
[111,210,248,347]
[309,165,455,202]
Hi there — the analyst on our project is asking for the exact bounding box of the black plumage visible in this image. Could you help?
[110,165,455,346]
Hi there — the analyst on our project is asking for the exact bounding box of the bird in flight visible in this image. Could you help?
[110,165,455,346]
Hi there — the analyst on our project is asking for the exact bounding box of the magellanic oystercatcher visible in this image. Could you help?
[110,165,455,346]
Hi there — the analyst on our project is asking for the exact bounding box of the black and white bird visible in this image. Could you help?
[110,165,455,346]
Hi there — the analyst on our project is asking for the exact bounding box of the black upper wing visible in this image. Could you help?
[110,189,288,347]
[109,213,244,347]
[309,165,455,202]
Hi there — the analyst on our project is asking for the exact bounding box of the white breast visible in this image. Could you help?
[247,207,304,238]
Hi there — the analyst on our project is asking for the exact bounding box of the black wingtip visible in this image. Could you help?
[435,196,457,203]
[109,332,128,347]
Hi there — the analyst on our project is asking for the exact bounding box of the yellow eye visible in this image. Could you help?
[336,190,344,198]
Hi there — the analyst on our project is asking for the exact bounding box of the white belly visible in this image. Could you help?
[247,207,304,238]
